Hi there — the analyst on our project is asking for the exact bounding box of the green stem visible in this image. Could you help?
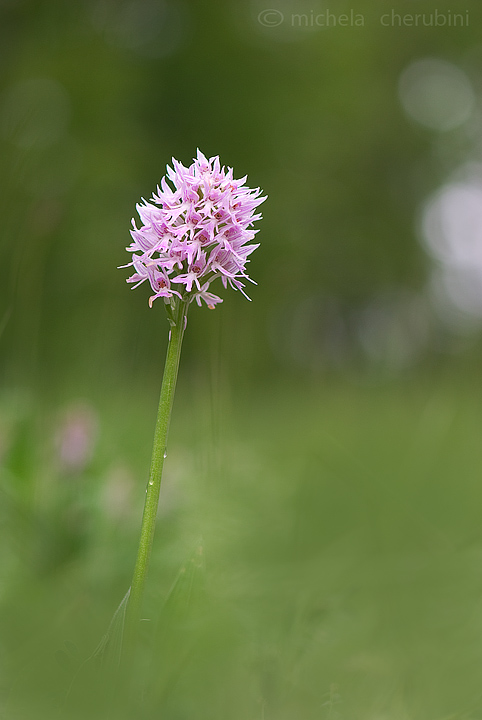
[126,298,189,641]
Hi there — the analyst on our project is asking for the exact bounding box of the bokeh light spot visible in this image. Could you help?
[399,58,474,132]
[422,178,482,321]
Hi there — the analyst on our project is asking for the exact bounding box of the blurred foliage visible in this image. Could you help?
[2,374,482,717]
[1,0,482,389]
[2,0,482,718]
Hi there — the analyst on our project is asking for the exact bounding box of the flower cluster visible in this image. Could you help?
[122,150,265,309]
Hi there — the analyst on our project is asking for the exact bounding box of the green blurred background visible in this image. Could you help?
[2,0,482,717]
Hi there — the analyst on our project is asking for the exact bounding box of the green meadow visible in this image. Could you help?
[2,368,482,718]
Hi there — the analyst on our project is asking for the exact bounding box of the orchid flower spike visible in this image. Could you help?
[122,150,266,309]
